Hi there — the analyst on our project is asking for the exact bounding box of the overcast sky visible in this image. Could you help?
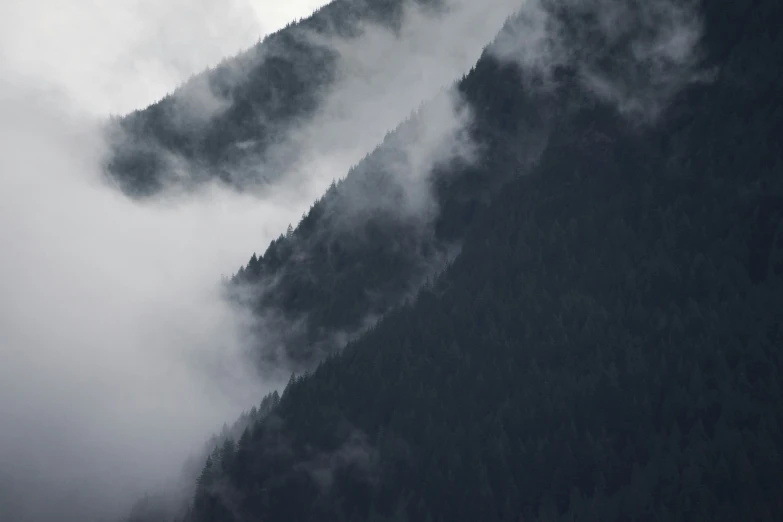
[0,0,331,115]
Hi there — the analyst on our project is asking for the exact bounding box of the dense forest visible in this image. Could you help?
[126,0,783,521]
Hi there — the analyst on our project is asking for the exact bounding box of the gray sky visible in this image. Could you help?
[0,0,330,115]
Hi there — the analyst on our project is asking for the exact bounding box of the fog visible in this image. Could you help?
[0,78,292,520]
[0,0,707,518]
[0,0,331,115]
[274,0,521,207]
[490,0,708,121]
[104,0,522,202]
[210,0,521,373]
[0,1,520,521]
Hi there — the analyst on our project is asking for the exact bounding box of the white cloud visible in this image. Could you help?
[0,0,331,115]
[490,0,708,121]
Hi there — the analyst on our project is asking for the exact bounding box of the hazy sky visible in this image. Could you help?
[0,0,331,115]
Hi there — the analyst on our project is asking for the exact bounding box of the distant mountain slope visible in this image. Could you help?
[183,1,783,521]
[104,0,517,198]
[105,0,408,196]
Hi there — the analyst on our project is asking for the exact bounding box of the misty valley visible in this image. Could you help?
[1,0,782,522]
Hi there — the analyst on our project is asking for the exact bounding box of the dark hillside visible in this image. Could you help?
[186,1,783,521]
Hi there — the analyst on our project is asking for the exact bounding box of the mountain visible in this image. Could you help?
[104,0,504,198]
[105,0,536,374]
[125,0,783,521]
[105,0,410,196]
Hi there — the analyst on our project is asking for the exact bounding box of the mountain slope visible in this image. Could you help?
[184,1,783,521]
[104,0,516,198]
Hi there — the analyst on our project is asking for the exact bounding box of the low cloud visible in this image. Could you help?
[0,79,288,522]
[108,0,521,201]
[296,428,379,491]
[0,2,525,521]
[0,0,331,115]
[321,87,476,227]
[491,0,710,121]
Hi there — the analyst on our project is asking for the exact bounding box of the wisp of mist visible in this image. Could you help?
[0,1,522,520]
[0,79,289,521]
[0,5,324,520]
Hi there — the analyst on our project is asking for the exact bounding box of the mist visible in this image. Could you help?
[490,0,708,121]
[0,0,331,115]
[0,1,522,521]
[0,78,295,520]
[0,2,328,519]
[271,0,521,206]
[104,0,523,201]
[5,0,709,519]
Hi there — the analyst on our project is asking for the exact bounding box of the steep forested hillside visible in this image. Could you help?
[227,54,545,371]
[105,0,445,197]
[177,1,783,521]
